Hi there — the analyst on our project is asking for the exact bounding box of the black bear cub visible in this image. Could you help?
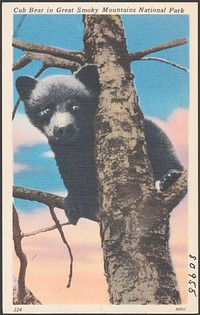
[16,65,183,224]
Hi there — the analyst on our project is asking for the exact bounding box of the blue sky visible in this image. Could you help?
[13,14,189,212]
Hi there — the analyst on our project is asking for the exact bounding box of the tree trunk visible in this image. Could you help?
[83,15,181,304]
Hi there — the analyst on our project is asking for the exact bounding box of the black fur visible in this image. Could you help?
[16,65,183,224]
[143,119,183,181]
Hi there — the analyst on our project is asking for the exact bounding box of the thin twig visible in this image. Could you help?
[14,15,27,38]
[48,206,73,288]
[137,57,189,72]
[23,222,70,238]
[12,98,21,121]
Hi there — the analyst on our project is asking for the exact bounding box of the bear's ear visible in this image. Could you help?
[16,76,38,101]
[74,64,100,96]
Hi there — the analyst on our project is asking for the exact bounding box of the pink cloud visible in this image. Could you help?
[150,108,188,168]
[13,113,47,152]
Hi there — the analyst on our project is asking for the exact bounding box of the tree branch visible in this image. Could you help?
[13,204,28,303]
[13,186,98,222]
[13,38,85,61]
[13,186,65,209]
[161,170,188,212]
[12,98,21,121]
[13,38,85,69]
[13,54,33,70]
[34,64,49,78]
[23,222,70,238]
[129,38,187,60]
[137,57,189,72]
[13,51,81,72]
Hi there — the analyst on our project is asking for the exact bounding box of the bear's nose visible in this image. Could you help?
[53,124,75,137]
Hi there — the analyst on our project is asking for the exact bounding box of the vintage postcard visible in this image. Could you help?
[2,1,198,314]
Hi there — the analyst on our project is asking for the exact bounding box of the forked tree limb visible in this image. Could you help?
[12,38,85,72]
[13,186,99,223]
[13,38,85,64]
[13,52,81,72]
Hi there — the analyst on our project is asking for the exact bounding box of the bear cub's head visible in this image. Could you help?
[16,65,100,144]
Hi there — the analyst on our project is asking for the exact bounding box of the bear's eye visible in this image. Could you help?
[72,104,80,111]
[39,108,52,117]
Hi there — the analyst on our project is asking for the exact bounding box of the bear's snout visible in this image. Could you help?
[53,124,76,138]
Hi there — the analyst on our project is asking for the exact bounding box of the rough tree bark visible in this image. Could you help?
[83,15,185,304]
